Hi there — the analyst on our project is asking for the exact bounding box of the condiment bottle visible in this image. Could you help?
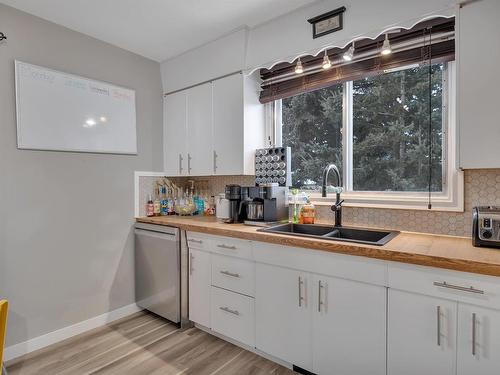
[153,188,161,216]
[146,194,154,217]
[301,202,315,224]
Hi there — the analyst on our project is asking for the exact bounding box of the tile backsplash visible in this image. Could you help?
[137,174,254,217]
[316,169,500,237]
[138,169,500,238]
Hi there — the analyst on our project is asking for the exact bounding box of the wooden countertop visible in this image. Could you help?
[136,216,500,277]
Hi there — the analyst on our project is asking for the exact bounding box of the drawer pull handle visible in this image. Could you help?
[217,244,237,250]
[220,270,240,278]
[437,305,441,346]
[433,281,484,295]
[318,280,325,312]
[472,312,477,356]
[219,306,240,316]
[298,276,304,307]
[188,239,203,244]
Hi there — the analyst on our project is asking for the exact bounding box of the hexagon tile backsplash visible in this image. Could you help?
[139,169,500,238]
[316,169,500,237]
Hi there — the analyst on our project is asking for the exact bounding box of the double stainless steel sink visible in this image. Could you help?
[258,223,399,246]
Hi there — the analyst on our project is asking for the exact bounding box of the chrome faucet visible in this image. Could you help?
[321,164,344,227]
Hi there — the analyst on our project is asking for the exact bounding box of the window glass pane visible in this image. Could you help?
[352,63,444,192]
[282,84,343,190]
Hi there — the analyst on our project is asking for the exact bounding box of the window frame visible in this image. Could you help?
[270,61,464,212]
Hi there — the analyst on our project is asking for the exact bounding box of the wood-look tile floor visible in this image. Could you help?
[6,311,296,375]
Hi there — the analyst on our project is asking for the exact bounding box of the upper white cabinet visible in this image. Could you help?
[458,0,500,168]
[213,74,244,175]
[186,82,213,176]
[163,72,264,176]
[163,90,187,176]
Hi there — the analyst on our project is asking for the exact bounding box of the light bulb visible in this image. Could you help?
[343,43,355,61]
[381,34,392,55]
[322,51,332,69]
[294,58,303,74]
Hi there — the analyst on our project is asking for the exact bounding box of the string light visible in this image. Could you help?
[381,34,392,55]
[343,42,355,61]
[322,50,332,69]
[294,57,304,74]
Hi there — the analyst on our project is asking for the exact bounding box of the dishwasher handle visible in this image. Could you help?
[134,228,178,241]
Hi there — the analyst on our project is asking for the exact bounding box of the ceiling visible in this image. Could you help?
[0,0,318,62]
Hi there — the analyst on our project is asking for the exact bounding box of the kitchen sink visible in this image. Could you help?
[258,223,398,246]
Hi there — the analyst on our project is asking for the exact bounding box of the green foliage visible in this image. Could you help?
[282,64,444,192]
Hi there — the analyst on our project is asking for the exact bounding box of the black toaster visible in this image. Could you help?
[472,206,500,248]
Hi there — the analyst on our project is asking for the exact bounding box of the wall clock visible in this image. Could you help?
[307,7,346,39]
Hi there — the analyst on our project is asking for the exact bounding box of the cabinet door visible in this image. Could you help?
[459,0,500,168]
[164,91,187,176]
[388,289,456,375]
[255,263,312,371]
[186,82,213,176]
[212,74,244,175]
[312,275,386,375]
[458,303,500,375]
[189,248,211,327]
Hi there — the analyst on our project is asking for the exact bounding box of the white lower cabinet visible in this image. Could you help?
[457,303,500,375]
[188,233,500,375]
[255,263,313,371]
[189,248,211,328]
[312,275,386,375]
[388,289,457,375]
[211,286,255,347]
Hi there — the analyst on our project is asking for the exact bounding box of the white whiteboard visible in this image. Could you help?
[15,61,137,154]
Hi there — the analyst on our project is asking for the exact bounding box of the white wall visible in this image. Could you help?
[161,0,456,92]
[0,4,163,347]
[161,28,248,93]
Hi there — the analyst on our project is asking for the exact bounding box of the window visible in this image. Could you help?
[275,62,463,211]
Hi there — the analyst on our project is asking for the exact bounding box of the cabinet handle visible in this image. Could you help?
[318,280,325,312]
[437,305,441,346]
[219,306,240,316]
[217,244,237,250]
[187,153,192,174]
[188,238,202,244]
[220,270,240,278]
[179,154,183,174]
[213,150,218,173]
[433,281,484,295]
[298,276,304,307]
[472,312,477,356]
[189,253,194,275]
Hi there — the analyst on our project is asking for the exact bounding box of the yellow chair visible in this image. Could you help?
[0,300,8,375]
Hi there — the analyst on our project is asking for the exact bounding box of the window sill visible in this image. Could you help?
[308,190,464,212]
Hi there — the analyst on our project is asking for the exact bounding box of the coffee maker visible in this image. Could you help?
[242,185,288,225]
[224,184,244,223]
[223,184,288,225]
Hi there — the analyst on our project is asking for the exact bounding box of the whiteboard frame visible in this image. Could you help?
[15,60,138,155]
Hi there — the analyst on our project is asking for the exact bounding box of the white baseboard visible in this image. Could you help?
[4,303,142,362]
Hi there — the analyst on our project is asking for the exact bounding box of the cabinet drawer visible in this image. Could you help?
[210,235,252,259]
[186,231,208,250]
[211,286,255,347]
[388,262,500,310]
[212,254,255,297]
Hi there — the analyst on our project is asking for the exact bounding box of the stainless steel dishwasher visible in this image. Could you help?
[135,222,185,324]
